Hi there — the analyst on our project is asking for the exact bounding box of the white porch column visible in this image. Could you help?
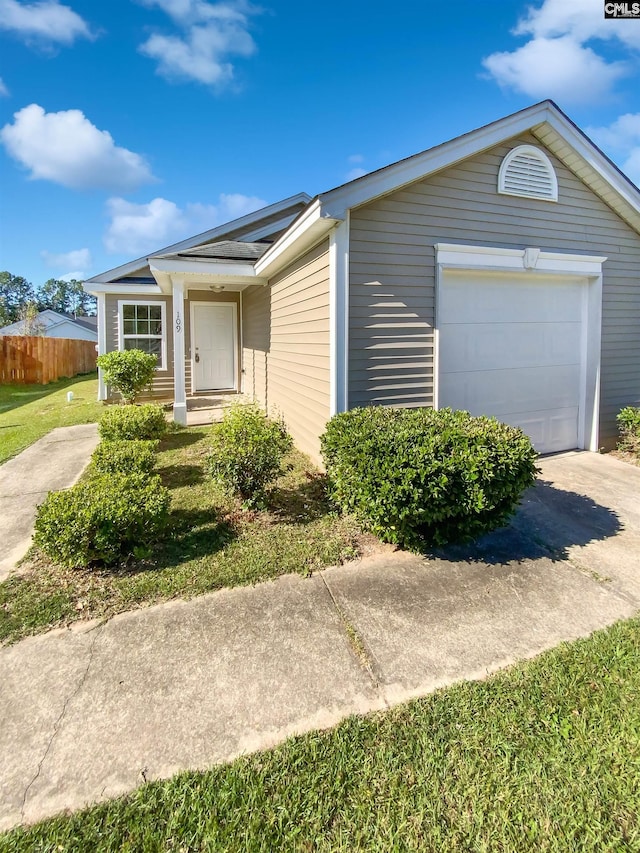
[96,292,107,401]
[172,277,187,425]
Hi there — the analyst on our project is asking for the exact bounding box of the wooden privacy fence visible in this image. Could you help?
[0,335,97,384]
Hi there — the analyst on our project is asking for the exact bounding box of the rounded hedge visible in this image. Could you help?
[34,473,171,568]
[99,403,167,441]
[96,348,157,404]
[320,407,538,549]
[91,439,159,475]
[208,402,293,504]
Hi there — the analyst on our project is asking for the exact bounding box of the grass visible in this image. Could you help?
[2,617,640,851]
[0,428,375,644]
[0,374,103,464]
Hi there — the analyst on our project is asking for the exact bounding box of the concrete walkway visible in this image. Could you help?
[0,424,100,580]
[1,451,639,830]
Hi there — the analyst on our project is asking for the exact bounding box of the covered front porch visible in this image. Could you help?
[149,244,269,425]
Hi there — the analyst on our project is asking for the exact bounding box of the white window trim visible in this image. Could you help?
[117,299,167,372]
[434,243,606,453]
[498,144,558,203]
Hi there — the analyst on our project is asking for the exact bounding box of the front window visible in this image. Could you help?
[119,301,166,370]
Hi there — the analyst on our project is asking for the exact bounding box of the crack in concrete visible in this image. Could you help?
[20,625,103,820]
[319,573,388,706]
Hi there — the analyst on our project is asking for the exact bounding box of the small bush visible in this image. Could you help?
[617,406,640,455]
[34,473,170,568]
[91,439,159,475]
[208,402,293,504]
[97,349,157,404]
[99,403,167,441]
[321,407,538,549]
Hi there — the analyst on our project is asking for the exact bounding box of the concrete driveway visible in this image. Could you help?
[0,450,638,831]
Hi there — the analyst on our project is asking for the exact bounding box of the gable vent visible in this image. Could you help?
[498,145,558,202]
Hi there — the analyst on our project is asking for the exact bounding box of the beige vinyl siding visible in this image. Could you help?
[104,294,174,399]
[242,240,331,464]
[349,131,640,447]
[184,290,241,394]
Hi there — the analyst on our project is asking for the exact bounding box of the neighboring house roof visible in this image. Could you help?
[0,309,98,338]
[86,100,640,291]
[158,241,272,262]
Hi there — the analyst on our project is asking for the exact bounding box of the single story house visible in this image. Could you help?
[84,100,640,465]
[0,309,98,342]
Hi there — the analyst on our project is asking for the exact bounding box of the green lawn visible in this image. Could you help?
[2,617,639,851]
[0,374,103,464]
[0,428,374,644]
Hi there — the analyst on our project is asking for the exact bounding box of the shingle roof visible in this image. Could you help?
[159,240,272,262]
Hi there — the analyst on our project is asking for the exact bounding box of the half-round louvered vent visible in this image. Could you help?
[498,145,558,202]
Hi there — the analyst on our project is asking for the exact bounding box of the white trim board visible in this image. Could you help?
[434,243,604,453]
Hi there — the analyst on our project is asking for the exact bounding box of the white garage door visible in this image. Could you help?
[438,270,585,454]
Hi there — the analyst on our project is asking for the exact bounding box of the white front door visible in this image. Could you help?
[192,303,236,391]
[438,270,585,454]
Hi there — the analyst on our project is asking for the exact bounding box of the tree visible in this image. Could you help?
[17,302,46,335]
[38,278,96,317]
[0,272,36,326]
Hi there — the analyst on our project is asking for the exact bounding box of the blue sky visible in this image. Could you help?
[1,0,640,287]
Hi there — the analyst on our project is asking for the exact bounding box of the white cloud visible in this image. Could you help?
[0,78,9,96]
[0,104,156,190]
[41,247,92,271]
[104,192,267,256]
[138,0,259,86]
[482,0,638,104]
[348,153,364,164]
[588,113,640,185]
[483,36,627,104]
[0,0,94,46]
[345,167,367,181]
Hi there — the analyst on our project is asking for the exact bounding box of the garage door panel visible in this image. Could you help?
[439,364,581,416]
[439,275,583,324]
[440,322,582,372]
[439,271,585,454]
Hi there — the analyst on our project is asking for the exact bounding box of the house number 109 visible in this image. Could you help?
[175,312,182,334]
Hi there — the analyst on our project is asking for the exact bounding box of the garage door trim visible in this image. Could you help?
[434,243,606,452]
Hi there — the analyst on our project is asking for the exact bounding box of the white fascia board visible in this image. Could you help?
[319,102,556,218]
[540,110,640,216]
[84,282,163,296]
[255,200,340,279]
[149,257,258,278]
[85,192,312,285]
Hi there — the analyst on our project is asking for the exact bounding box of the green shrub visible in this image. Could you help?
[97,349,158,404]
[208,402,293,504]
[34,473,170,568]
[321,407,538,549]
[99,403,167,441]
[91,439,159,475]
[617,406,640,455]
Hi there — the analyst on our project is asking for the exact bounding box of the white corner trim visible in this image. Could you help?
[329,217,350,416]
[434,243,607,276]
[117,298,168,372]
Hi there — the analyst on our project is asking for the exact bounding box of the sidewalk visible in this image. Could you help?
[1,452,639,831]
[0,424,100,580]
